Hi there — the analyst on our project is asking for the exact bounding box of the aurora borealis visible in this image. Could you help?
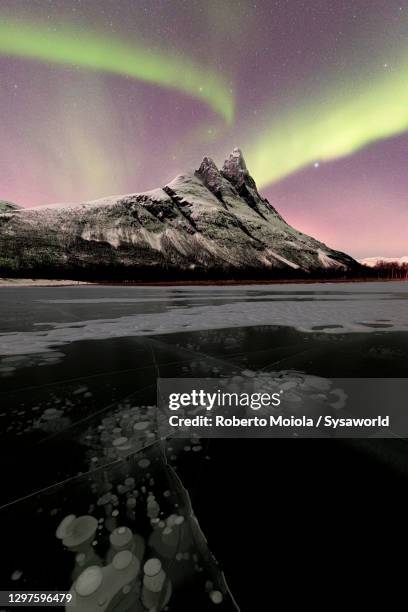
[1,0,407,258]
[0,20,234,123]
[246,57,408,188]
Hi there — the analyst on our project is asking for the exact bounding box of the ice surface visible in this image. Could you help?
[0,282,406,358]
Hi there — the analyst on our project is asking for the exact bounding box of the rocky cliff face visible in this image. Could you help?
[0,149,359,280]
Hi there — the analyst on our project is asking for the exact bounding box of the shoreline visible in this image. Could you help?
[0,278,88,287]
[0,277,406,287]
[96,277,406,286]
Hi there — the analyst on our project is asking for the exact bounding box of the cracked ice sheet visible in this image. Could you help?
[0,283,407,358]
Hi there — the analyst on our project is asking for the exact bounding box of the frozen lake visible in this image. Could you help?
[0,281,407,609]
[1,281,407,361]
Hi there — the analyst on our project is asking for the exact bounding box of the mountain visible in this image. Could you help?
[360,256,408,267]
[0,200,21,213]
[0,148,359,280]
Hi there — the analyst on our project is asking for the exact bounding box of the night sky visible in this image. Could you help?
[1,0,407,258]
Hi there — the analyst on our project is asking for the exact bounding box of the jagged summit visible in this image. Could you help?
[195,156,227,201]
[0,148,360,280]
[195,148,281,220]
[196,148,257,196]
[221,147,252,190]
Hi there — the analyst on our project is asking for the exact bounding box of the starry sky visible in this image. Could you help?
[1,0,407,258]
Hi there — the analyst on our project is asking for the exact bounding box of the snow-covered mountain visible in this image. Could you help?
[0,200,21,213]
[0,148,359,280]
[360,256,408,267]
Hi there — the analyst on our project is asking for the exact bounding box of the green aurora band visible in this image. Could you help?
[2,20,407,186]
[246,62,408,187]
[0,20,234,123]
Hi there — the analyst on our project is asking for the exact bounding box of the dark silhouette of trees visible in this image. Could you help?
[369,260,408,280]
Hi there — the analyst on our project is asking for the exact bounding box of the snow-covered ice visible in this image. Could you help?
[0,282,406,358]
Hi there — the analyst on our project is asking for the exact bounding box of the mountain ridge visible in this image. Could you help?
[360,256,408,267]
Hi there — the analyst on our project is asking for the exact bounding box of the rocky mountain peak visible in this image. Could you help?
[196,156,221,184]
[221,147,256,191]
[225,147,247,170]
[195,148,282,219]
[195,155,229,201]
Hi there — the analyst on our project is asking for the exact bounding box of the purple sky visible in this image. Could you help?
[0,0,407,258]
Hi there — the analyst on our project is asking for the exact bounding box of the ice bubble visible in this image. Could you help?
[210,590,223,604]
[113,550,133,571]
[62,515,98,548]
[144,558,161,577]
[75,566,103,597]
[113,436,128,447]
[134,421,149,431]
[126,497,137,508]
[55,514,76,539]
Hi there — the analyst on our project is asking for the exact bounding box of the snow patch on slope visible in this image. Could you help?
[318,249,346,269]
[267,250,300,269]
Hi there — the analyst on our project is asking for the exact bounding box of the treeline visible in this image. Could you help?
[368,261,408,279]
[0,261,368,283]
